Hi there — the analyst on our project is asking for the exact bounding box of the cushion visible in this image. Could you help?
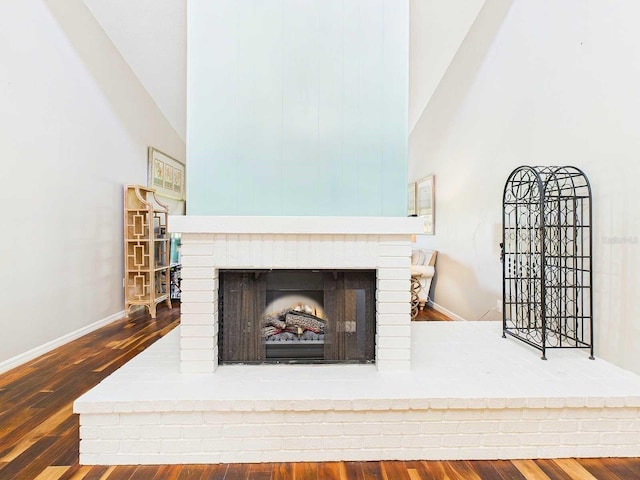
[411,249,426,265]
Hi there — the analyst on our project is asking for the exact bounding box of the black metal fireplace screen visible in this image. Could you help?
[502,165,593,360]
[218,270,376,364]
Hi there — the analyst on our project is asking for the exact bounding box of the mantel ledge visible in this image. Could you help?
[169,215,423,236]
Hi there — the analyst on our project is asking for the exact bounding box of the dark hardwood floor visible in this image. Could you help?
[413,306,451,321]
[0,303,638,479]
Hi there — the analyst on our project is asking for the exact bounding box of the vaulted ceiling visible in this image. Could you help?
[82,0,486,142]
[83,0,187,141]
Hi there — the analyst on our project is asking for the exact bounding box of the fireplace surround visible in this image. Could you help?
[219,269,376,364]
[170,216,423,373]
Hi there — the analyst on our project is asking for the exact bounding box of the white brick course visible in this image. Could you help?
[377,325,411,337]
[180,326,216,337]
[140,426,182,439]
[376,291,411,303]
[77,403,640,464]
[180,337,214,349]
[180,314,215,327]
[180,244,214,256]
[180,267,217,279]
[181,255,216,267]
[377,279,411,292]
[377,256,411,268]
[180,349,216,362]
[377,303,411,315]
[122,440,162,453]
[377,313,411,325]
[79,426,98,439]
[180,291,216,304]
[376,268,410,280]
[182,425,222,438]
[179,303,215,315]
[80,414,119,426]
[180,278,218,292]
[378,245,412,257]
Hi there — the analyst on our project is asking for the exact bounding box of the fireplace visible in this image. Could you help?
[170,215,421,373]
[219,270,376,364]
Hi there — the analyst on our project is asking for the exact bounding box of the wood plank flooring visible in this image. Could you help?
[0,303,639,479]
[413,306,451,321]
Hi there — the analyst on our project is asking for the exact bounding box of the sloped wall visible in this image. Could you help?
[409,0,640,373]
[409,0,485,134]
[0,0,185,369]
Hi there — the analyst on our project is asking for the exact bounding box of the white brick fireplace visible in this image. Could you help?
[73,217,640,465]
[171,216,424,373]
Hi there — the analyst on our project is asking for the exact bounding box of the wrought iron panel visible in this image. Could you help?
[502,166,593,359]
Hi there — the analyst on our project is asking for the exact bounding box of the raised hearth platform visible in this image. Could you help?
[74,322,640,465]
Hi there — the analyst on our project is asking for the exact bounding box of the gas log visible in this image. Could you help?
[262,306,326,341]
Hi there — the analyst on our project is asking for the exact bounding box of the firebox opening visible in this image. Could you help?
[219,269,376,365]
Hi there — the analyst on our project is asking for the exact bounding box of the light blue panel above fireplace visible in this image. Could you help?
[187,0,408,216]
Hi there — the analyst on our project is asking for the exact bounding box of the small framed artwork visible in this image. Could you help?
[416,174,435,234]
[164,164,174,190]
[408,182,417,216]
[148,147,185,201]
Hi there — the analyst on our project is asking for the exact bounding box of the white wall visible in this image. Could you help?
[408,0,485,134]
[409,0,640,373]
[83,0,187,141]
[0,0,185,369]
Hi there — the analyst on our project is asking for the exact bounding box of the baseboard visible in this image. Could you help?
[0,310,125,375]
[428,301,466,321]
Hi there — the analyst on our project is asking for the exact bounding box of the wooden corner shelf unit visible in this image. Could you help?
[124,185,172,318]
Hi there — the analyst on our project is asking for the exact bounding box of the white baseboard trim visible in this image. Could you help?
[428,301,466,321]
[0,310,125,375]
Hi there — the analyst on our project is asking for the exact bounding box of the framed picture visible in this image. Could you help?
[416,175,435,234]
[148,147,185,201]
[408,182,417,216]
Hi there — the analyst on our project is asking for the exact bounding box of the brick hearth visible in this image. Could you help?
[74,322,640,464]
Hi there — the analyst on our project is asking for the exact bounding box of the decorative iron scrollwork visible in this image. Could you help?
[502,166,594,360]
